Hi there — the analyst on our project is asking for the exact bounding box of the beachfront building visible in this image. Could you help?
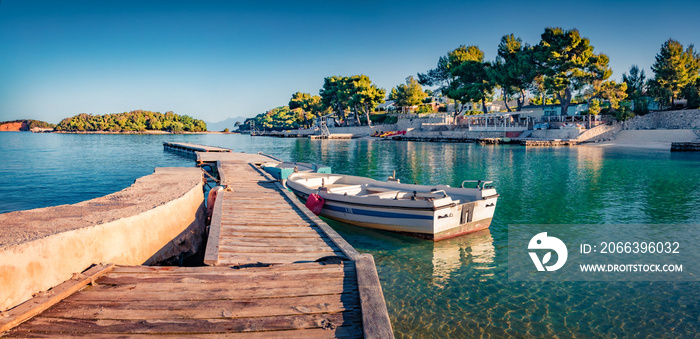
[517,103,589,119]
[376,100,398,112]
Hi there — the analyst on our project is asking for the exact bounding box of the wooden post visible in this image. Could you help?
[356,254,394,339]
[203,189,225,266]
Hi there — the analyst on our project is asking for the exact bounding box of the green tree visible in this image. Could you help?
[289,92,324,128]
[444,45,494,114]
[651,39,700,108]
[592,80,628,111]
[391,76,427,112]
[682,78,700,109]
[534,27,612,115]
[417,45,475,95]
[417,56,451,93]
[319,76,349,126]
[289,92,313,128]
[622,65,647,98]
[345,75,385,127]
[490,34,537,111]
[585,98,602,115]
[622,65,650,114]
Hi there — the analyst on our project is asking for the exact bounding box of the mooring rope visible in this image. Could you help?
[201,168,220,184]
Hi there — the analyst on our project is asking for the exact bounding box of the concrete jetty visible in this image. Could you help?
[0,167,206,313]
[1,146,392,338]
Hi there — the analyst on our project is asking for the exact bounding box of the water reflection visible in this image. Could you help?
[429,229,495,287]
[575,145,604,175]
[3,133,700,338]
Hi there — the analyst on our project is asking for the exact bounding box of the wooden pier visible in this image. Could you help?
[163,141,232,155]
[3,148,392,338]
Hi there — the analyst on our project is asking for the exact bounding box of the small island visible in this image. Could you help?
[54,110,207,132]
[1,110,208,133]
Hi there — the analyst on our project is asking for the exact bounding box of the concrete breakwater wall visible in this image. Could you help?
[576,122,622,142]
[624,109,700,130]
[0,167,206,312]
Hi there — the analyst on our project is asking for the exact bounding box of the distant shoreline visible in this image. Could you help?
[47,131,238,135]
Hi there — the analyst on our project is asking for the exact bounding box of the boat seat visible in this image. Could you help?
[363,186,401,194]
[365,190,402,198]
[325,184,363,194]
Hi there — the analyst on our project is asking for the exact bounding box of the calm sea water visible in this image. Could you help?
[1,132,699,337]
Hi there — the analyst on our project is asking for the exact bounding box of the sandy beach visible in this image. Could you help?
[586,129,699,150]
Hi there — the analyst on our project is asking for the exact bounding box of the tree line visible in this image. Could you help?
[55,110,207,132]
[242,27,700,130]
[241,74,437,131]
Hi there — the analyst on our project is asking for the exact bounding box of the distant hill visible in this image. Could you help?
[206,117,248,132]
[0,119,55,132]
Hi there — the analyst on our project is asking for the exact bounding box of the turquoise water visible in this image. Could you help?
[1,132,699,337]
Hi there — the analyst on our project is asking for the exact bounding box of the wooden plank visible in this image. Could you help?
[110,262,353,274]
[226,183,278,188]
[220,221,314,228]
[220,236,335,247]
[203,189,226,266]
[222,203,297,209]
[221,224,321,237]
[70,282,358,301]
[163,142,232,153]
[0,264,114,333]
[222,203,295,210]
[220,218,314,225]
[222,212,310,220]
[106,266,354,278]
[44,294,360,320]
[218,252,346,264]
[222,198,291,205]
[220,216,311,222]
[94,272,357,287]
[96,269,355,285]
[218,231,324,238]
[222,202,298,209]
[216,160,228,186]
[221,209,310,217]
[224,194,287,199]
[7,326,362,338]
[225,191,284,196]
[219,244,337,253]
[11,311,361,334]
[355,254,394,339]
[273,181,361,260]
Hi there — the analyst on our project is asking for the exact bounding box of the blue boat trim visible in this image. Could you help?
[324,203,434,220]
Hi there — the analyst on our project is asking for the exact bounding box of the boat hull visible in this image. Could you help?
[290,189,497,241]
[322,213,492,241]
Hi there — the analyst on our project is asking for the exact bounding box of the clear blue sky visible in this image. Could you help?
[1,0,699,123]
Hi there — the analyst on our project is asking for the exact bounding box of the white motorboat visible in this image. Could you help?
[286,173,498,241]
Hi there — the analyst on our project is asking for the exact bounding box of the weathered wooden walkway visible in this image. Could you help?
[163,141,232,154]
[3,149,392,338]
